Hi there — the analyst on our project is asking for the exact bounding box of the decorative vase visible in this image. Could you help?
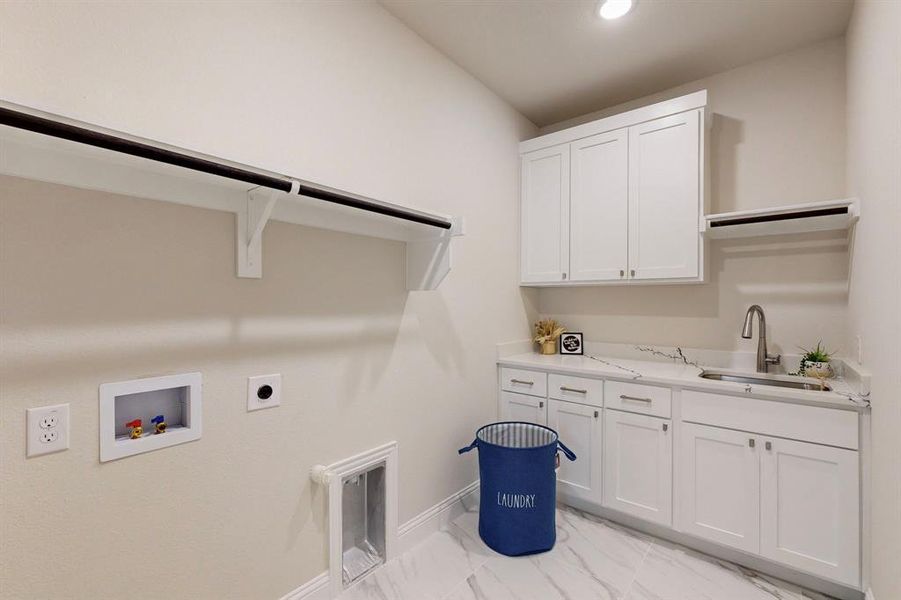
[802,360,834,379]
[539,340,557,355]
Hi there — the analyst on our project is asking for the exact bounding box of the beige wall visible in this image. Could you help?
[845,2,901,598]
[538,39,851,354]
[0,3,537,599]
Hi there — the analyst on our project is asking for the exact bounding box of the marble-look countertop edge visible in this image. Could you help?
[498,353,869,412]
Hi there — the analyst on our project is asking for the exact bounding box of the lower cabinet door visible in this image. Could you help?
[603,409,672,525]
[548,399,602,505]
[679,423,760,553]
[500,391,547,425]
[760,437,860,586]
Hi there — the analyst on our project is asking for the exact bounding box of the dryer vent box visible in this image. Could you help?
[99,372,202,462]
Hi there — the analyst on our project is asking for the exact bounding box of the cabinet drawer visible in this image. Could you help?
[605,381,671,418]
[548,373,603,408]
[500,367,547,397]
[682,390,858,450]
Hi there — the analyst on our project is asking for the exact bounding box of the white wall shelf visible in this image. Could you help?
[703,198,859,239]
[0,101,463,290]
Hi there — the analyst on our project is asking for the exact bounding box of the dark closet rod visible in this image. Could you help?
[0,106,452,230]
[709,206,849,228]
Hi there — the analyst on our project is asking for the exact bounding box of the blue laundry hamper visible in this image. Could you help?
[458,421,576,556]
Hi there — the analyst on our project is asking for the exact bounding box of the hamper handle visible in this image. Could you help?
[557,441,577,461]
[458,439,478,454]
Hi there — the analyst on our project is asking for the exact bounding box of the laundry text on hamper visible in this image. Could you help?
[497,493,537,509]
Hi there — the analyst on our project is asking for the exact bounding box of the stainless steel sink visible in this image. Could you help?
[699,369,832,392]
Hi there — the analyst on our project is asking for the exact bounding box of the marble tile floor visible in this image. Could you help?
[338,504,836,600]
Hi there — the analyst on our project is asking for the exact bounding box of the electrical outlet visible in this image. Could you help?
[247,374,281,412]
[26,403,69,457]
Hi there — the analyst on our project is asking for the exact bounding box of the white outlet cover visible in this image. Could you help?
[26,403,70,457]
[247,374,281,411]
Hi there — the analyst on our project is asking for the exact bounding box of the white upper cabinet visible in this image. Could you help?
[628,110,701,280]
[521,144,570,283]
[519,90,706,286]
[570,129,629,281]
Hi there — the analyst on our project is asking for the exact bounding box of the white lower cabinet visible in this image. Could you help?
[680,423,760,553]
[760,436,860,586]
[497,364,863,589]
[680,423,860,586]
[603,409,672,526]
[500,391,546,425]
[548,399,603,505]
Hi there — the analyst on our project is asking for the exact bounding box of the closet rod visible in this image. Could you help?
[0,106,452,230]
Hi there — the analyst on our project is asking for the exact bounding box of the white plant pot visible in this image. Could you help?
[802,360,834,379]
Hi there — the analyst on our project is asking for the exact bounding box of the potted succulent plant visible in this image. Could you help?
[798,341,835,379]
[533,319,566,355]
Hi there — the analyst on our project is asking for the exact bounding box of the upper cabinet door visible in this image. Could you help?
[760,437,860,586]
[628,109,701,280]
[570,129,629,282]
[521,144,570,283]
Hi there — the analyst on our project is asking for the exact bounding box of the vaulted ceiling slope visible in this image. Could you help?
[380,0,853,127]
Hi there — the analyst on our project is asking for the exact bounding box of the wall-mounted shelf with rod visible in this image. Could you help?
[0,101,463,290]
[702,198,859,239]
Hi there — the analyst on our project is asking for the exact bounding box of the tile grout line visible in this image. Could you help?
[437,520,490,600]
[620,537,655,600]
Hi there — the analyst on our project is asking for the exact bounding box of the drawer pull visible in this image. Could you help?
[620,394,652,403]
[539,401,544,408]
[749,438,756,448]
[510,379,534,386]
[662,423,668,432]
[765,441,772,451]
[594,410,599,418]
[560,386,588,394]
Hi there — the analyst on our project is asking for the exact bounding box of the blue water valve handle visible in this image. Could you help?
[151,414,167,434]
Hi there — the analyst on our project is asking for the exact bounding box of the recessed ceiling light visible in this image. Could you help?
[598,0,634,20]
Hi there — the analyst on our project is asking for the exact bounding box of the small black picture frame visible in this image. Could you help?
[559,332,584,355]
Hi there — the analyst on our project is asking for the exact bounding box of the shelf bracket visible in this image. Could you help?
[405,217,465,291]
[236,182,299,278]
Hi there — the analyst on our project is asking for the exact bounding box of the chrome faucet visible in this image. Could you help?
[741,305,781,373]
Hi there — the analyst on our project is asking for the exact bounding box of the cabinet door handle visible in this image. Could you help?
[594,410,599,418]
[749,438,756,448]
[510,379,534,386]
[662,423,669,432]
[630,269,636,277]
[620,394,652,403]
[560,386,587,394]
[562,272,567,280]
[765,441,772,451]
[620,269,625,277]
[539,401,544,408]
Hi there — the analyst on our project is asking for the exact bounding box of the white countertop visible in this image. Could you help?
[498,351,869,412]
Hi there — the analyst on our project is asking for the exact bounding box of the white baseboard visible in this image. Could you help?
[278,572,330,600]
[278,481,479,600]
[398,480,479,554]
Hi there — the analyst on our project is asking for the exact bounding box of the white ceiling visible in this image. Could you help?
[380,0,853,126]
